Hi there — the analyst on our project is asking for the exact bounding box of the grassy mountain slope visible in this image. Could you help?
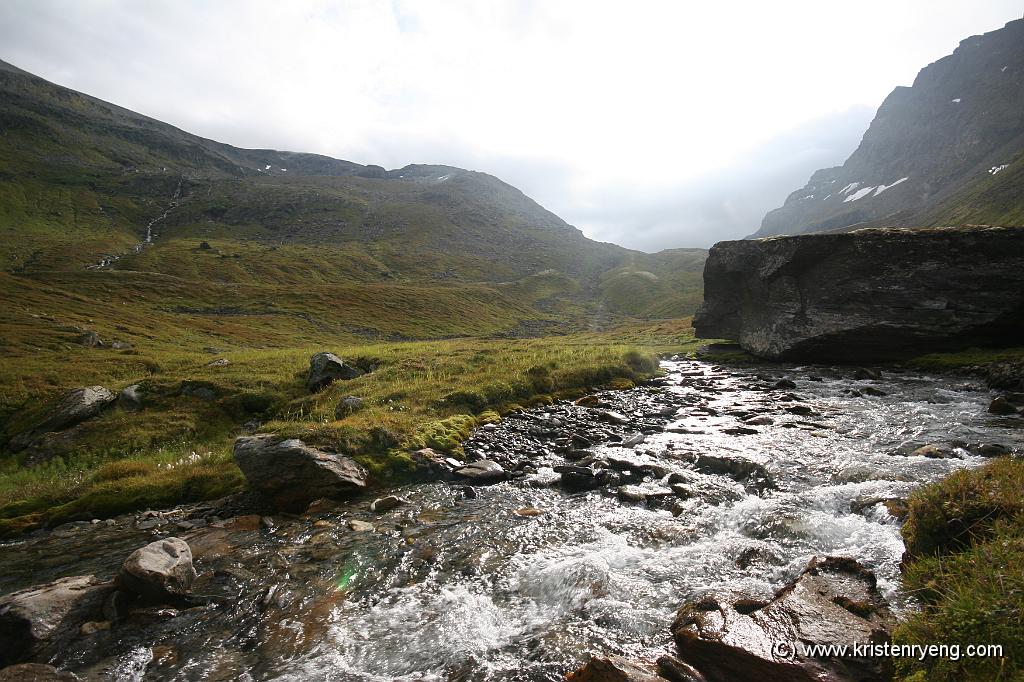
[0,58,705,532]
[0,57,704,320]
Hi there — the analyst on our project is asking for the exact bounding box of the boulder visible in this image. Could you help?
[693,227,1024,361]
[117,538,197,603]
[0,664,80,681]
[76,331,103,348]
[233,435,368,510]
[408,447,456,479]
[9,387,116,452]
[672,557,895,682]
[307,352,362,391]
[334,395,364,418]
[369,496,405,513]
[0,576,112,666]
[910,444,956,459]
[454,460,506,485]
[556,465,603,491]
[989,396,1019,415]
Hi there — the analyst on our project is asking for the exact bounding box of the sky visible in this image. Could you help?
[0,1,1021,251]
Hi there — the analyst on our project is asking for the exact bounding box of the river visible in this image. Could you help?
[0,359,1016,680]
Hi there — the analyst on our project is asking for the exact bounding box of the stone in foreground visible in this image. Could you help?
[671,556,895,682]
[117,537,197,602]
[693,227,1024,361]
[307,352,362,391]
[0,576,112,666]
[233,435,368,510]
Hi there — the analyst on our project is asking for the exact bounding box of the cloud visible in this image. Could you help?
[0,0,1021,250]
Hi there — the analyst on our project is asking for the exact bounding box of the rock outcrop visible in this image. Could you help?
[693,226,1024,361]
[9,386,116,453]
[233,435,368,510]
[0,576,112,666]
[671,557,895,682]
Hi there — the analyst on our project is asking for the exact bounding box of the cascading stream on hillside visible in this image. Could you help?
[0,360,1014,681]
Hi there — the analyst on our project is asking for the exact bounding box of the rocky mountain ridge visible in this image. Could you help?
[755,17,1024,237]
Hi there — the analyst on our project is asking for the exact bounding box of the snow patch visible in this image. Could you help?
[873,177,909,196]
[1002,66,1009,72]
[989,164,1009,175]
[822,194,832,200]
[802,195,815,200]
[840,182,861,195]
[844,186,878,202]
[264,165,271,170]
[437,175,451,181]
[280,168,287,172]
[951,98,961,103]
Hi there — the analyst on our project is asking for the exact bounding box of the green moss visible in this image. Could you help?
[412,414,478,453]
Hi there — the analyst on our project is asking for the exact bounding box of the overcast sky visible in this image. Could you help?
[1,1,1021,250]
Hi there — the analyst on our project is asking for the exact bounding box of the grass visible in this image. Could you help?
[895,458,1024,681]
[903,346,1024,373]
[0,319,699,535]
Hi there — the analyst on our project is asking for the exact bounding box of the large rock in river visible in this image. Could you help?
[233,435,368,510]
[693,226,1024,361]
[0,576,112,666]
[671,556,895,682]
[117,537,197,603]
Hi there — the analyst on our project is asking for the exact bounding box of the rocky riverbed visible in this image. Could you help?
[0,359,1020,680]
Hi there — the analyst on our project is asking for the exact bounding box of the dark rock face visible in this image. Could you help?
[117,538,197,603]
[0,576,112,666]
[755,18,1024,237]
[9,386,116,453]
[307,352,362,391]
[233,435,368,510]
[693,227,1024,361]
[671,557,895,682]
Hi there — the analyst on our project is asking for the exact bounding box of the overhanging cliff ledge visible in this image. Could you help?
[692,226,1024,361]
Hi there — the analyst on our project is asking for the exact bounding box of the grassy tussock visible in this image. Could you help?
[895,458,1024,681]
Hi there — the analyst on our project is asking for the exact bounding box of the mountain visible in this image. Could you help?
[0,58,705,337]
[754,17,1024,238]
